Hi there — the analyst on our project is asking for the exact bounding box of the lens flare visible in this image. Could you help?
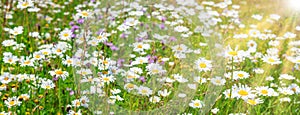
[289,0,300,10]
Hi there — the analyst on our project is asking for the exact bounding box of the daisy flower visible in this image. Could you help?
[255,86,276,96]
[146,63,166,75]
[49,69,69,80]
[171,44,189,53]
[262,55,281,65]
[124,83,137,91]
[67,110,82,115]
[158,89,171,97]
[76,68,92,76]
[80,96,90,108]
[278,87,294,95]
[224,87,238,98]
[129,67,143,74]
[59,29,73,41]
[125,71,140,80]
[5,96,22,108]
[211,108,219,114]
[72,99,81,107]
[225,45,242,58]
[245,98,263,105]
[149,96,161,103]
[2,39,17,47]
[189,99,204,108]
[32,52,45,61]
[132,57,148,65]
[112,95,124,101]
[62,56,74,66]
[232,84,256,100]
[288,56,300,64]
[17,0,34,9]
[95,32,110,43]
[194,57,212,72]
[40,49,52,56]
[0,72,12,84]
[77,10,93,18]
[194,76,207,84]
[279,74,295,80]
[132,42,150,52]
[138,86,153,96]
[173,74,188,83]
[40,80,55,89]
[124,18,139,27]
[232,71,250,80]
[101,75,115,84]
[20,57,34,67]
[9,26,24,36]
[288,83,300,94]
[211,76,226,86]
[249,29,261,38]
[3,54,19,64]
[111,89,121,95]
[174,26,189,33]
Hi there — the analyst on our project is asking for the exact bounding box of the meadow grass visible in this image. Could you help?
[1,0,300,115]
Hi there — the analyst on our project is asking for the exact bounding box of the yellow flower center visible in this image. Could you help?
[228,51,237,56]
[103,77,110,82]
[88,78,93,82]
[103,60,108,65]
[67,60,72,64]
[126,84,134,89]
[22,2,29,7]
[81,12,89,17]
[42,52,49,55]
[194,102,200,107]
[97,35,103,40]
[76,101,81,106]
[9,101,15,106]
[0,84,6,87]
[141,89,148,94]
[8,59,13,62]
[45,85,51,89]
[177,46,182,51]
[292,88,296,92]
[63,33,69,37]
[268,58,275,62]
[247,99,256,105]
[227,93,231,97]
[55,70,64,75]
[199,63,207,68]
[82,72,87,75]
[127,75,135,79]
[56,49,62,52]
[35,55,41,59]
[261,90,268,94]
[152,69,159,73]
[4,77,9,81]
[237,73,244,78]
[137,44,143,48]
[24,60,31,65]
[139,60,144,64]
[238,90,249,96]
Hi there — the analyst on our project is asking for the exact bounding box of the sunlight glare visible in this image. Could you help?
[289,0,300,10]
